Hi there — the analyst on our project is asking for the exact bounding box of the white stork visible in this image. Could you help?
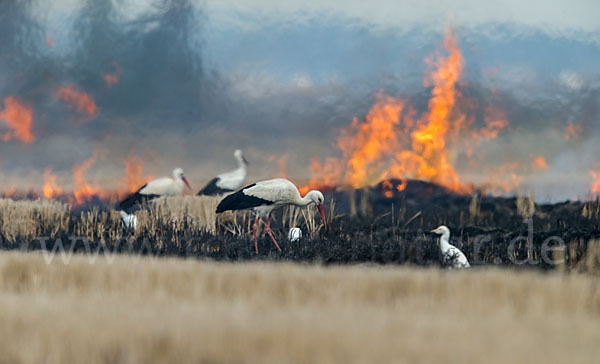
[118,168,191,211]
[198,149,248,196]
[430,225,470,269]
[216,178,326,253]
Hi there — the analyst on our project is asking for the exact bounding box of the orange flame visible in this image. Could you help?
[55,85,98,122]
[0,96,35,143]
[305,29,506,194]
[591,167,600,195]
[118,152,152,194]
[2,186,17,198]
[42,168,63,198]
[72,151,103,205]
[564,121,582,141]
[300,157,345,195]
[480,162,524,195]
[267,154,289,179]
[530,155,549,171]
[277,155,288,179]
[381,180,395,198]
[396,180,408,192]
[479,105,508,140]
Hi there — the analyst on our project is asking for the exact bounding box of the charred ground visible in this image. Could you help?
[1,179,599,272]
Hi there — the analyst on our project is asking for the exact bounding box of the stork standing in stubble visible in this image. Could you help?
[216,178,327,253]
[118,168,192,211]
[198,149,248,196]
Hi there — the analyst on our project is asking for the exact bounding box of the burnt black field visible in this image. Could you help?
[4,179,599,272]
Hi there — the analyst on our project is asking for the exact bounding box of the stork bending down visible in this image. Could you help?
[216,178,326,253]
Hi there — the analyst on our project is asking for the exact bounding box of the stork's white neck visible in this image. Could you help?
[236,158,247,170]
[292,191,317,207]
[438,231,452,252]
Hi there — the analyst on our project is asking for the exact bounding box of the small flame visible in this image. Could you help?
[118,152,152,194]
[277,155,288,179]
[530,155,549,171]
[2,186,17,198]
[480,162,523,194]
[564,121,582,141]
[479,105,508,140]
[396,180,407,192]
[591,167,600,195]
[267,154,288,179]
[381,180,395,198]
[72,151,103,205]
[299,157,345,195]
[103,63,123,88]
[55,85,98,122]
[42,168,63,198]
[0,96,35,143]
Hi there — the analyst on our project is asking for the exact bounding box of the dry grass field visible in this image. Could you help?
[0,251,599,364]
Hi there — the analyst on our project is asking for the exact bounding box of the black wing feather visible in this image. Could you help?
[117,184,160,212]
[216,184,274,213]
[197,177,234,196]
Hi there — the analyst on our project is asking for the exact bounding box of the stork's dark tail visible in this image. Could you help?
[117,192,159,212]
[216,184,273,213]
[216,190,242,213]
[197,177,233,196]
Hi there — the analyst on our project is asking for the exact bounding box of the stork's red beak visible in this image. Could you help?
[242,156,249,165]
[182,176,192,191]
[317,203,327,230]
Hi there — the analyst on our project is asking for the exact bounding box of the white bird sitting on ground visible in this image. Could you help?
[119,211,138,230]
[198,149,248,196]
[216,178,326,253]
[288,227,302,242]
[430,225,470,269]
[118,168,192,212]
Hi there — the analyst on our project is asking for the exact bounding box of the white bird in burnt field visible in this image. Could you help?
[198,149,248,196]
[430,225,470,269]
[216,178,327,253]
[117,168,192,212]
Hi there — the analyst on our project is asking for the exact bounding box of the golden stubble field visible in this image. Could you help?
[0,251,599,364]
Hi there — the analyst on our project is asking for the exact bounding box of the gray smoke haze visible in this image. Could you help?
[0,0,599,201]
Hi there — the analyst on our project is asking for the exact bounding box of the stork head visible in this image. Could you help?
[430,225,450,238]
[234,149,249,166]
[172,168,191,191]
[305,190,327,230]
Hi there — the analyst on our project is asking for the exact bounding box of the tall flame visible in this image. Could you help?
[395,29,465,191]
[42,168,63,198]
[0,96,34,143]
[303,29,506,193]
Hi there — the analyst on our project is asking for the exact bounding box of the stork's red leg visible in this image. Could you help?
[253,216,260,254]
[265,215,282,252]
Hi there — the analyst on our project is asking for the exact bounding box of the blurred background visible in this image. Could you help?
[0,0,599,202]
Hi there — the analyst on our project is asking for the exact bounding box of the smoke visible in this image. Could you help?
[0,0,598,201]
